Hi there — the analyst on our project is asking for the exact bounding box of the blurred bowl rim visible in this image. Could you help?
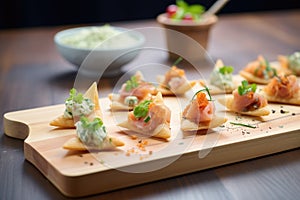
[54,26,145,52]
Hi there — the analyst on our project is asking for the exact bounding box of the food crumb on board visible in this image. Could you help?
[83,161,96,166]
[137,139,148,151]
[130,135,137,140]
[280,109,289,114]
[235,116,242,120]
[241,130,251,135]
[126,148,136,156]
[124,138,152,160]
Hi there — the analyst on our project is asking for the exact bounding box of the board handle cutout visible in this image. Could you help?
[3,113,30,140]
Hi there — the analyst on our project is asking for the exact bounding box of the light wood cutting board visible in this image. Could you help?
[3,96,300,197]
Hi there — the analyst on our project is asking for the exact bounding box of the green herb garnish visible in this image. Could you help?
[219,66,234,75]
[66,88,84,104]
[80,116,104,132]
[133,100,152,118]
[238,80,257,96]
[174,0,205,20]
[288,52,300,73]
[230,122,256,129]
[125,76,139,92]
[144,116,151,123]
[264,59,277,78]
[192,85,212,101]
[173,57,183,66]
[254,67,259,76]
[257,58,277,79]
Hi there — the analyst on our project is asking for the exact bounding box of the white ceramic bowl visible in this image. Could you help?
[54,26,145,77]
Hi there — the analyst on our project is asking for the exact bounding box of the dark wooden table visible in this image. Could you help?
[1,10,300,200]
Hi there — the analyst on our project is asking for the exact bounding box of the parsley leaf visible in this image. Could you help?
[66,88,84,104]
[133,100,152,118]
[219,66,234,75]
[238,80,257,96]
[189,5,205,14]
[80,117,104,132]
[176,0,205,18]
[176,0,189,10]
[125,76,139,92]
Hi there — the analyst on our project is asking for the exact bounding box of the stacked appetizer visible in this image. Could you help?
[118,92,172,140]
[181,86,227,131]
[156,65,197,96]
[239,55,278,85]
[278,52,300,76]
[199,59,237,94]
[109,71,157,111]
[218,80,270,116]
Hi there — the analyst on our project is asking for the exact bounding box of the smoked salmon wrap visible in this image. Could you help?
[218,80,270,116]
[181,87,227,131]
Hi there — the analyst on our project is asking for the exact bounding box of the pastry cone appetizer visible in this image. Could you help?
[63,116,124,151]
[278,52,300,76]
[239,55,278,84]
[218,80,270,116]
[109,71,157,111]
[118,92,171,140]
[50,82,101,128]
[157,60,196,96]
[181,87,227,131]
[199,59,236,95]
[261,74,300,105]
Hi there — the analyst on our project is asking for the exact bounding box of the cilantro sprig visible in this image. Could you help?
[238,80,257,96]
[80,116,105,132]
[125,76,139,92]
[66,88,84,104]
[219,66,234,75]
[133,100,152,119]
[192,85,212,101]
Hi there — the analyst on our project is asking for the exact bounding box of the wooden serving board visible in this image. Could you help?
[3,96,300,197]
